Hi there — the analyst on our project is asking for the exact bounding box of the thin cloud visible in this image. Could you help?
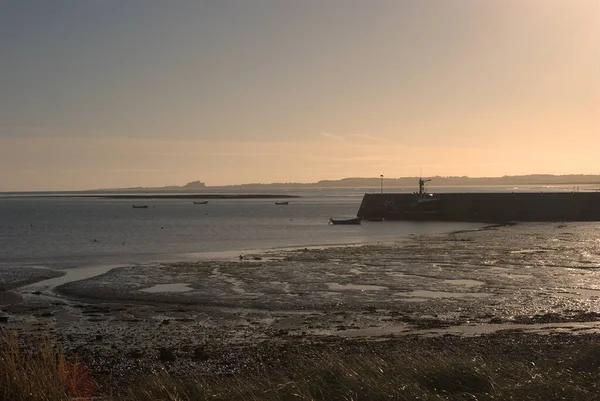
[351,134,395,145]
[0,125,50,136]
[308,155,407,162]
[321,132,346,141]
[209,151,279,157]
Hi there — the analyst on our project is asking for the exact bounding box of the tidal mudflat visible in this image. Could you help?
[2,222,600,389]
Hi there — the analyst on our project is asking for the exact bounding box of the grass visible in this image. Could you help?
[115,343,600,400]
[0,331,96,401]
[3,331,600,400]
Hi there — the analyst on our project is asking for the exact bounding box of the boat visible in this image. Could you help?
[275,201,289,205]
[415,178,440,203]
[193,201,208,204]
[132,205,148,209]
[329,217,363,225]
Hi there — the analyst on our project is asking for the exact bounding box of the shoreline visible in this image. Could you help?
[4,221,487,291]
[18,193,302,199]
[3,221,600,396]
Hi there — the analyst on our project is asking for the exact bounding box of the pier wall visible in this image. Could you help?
[357,192,600,222]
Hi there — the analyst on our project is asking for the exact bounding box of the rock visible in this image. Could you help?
[95,334,103,341]
[193,347,210,361]
[127,349,143,359]
[159,348,176,362]
[0,316,8,323]
[161,319,170,325]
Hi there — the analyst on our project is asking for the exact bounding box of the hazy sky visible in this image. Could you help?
[1,1,598,190]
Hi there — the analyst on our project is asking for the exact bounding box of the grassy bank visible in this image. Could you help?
[0,332,95,401]
[3,331,600,400]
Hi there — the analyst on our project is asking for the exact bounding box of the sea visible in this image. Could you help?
[0,185,591,270]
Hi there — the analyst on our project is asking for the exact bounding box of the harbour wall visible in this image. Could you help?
[357,192,600,222]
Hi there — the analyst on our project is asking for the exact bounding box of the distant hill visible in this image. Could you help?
[213,175,600,189]
[181,180,207,189]
[114,180,206,191]
[105,175,600,192]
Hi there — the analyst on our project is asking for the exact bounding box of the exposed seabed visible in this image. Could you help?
[2,222,600,378]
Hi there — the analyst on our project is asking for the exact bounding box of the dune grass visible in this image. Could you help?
[3,331,600,400]
[0,331,96,401]
[119,344,600,401]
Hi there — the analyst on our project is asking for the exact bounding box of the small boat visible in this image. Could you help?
[415,178,439,203]
[193,201,208,204]
[329,217,363,225]
[275,201,289,205]
[132,205,148,209]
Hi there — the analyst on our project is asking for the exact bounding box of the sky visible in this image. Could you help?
[0,0,598,191]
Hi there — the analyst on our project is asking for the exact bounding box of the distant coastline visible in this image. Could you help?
[62,194,300,200]
[3,174,600,194]
[107,174,600,191]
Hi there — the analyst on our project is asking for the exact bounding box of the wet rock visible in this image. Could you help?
[159,348,176,362]
[127,349,143,359]
[193,347,210,361]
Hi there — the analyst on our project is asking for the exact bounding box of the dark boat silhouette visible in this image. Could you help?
[193,201,208,204]
[329,217,362,225]
[132,205,148,209]
[275,201,289,205]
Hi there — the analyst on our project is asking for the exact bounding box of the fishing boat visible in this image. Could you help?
[415,178,440,203]
[275,201,289,205]
[193,201,208,204]
[132,205,148,209]
[329,217,362,225]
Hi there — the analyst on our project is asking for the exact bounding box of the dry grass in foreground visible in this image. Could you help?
[4,331,600,400]
[121,345,600,401]
[0,331,96,401]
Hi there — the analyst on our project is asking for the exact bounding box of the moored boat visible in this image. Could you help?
[329,217,362,225]
[193,201,208,204]
[132,205,148,209]
[275,201,289,205]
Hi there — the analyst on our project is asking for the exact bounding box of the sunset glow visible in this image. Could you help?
[0,0,598,190]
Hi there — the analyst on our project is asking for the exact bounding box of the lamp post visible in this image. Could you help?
[380,175,384,194]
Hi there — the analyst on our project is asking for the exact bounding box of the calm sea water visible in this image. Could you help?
[0,188,486,269]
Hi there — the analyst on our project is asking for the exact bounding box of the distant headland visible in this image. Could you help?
[112,174,600,192]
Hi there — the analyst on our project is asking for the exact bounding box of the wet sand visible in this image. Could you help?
[2,222,600,380]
